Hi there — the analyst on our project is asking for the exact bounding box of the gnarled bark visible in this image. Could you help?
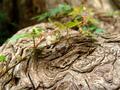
[0,14,120,90]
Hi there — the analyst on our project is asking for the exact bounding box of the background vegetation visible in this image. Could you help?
[0,0,119,45]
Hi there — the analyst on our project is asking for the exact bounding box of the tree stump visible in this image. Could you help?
[0,15,120,90]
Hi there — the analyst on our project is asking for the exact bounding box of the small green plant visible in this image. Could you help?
[9,4,104,50]
[33,4,103,36]
[82,25,103,34]
[10,27,44,48]
[69,5,99,25]
[53,18,103,35]
[0,54,6,62]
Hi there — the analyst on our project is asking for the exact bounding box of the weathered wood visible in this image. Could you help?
[0,14,120,89]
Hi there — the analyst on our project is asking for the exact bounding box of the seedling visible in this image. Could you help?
[9,27,44,48]
[0,54,6,62]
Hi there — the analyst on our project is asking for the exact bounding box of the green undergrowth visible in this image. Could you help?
[33,4,104,35]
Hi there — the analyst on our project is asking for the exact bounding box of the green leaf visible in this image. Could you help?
[89,26,97,31]
[32,27,44,37]
[65,20,80,28]
[59,3,72,13]
[74,15,82,21]
[94,28,104,34]
[49,3,71,17]
[86,16,99,24]
[32,12,49,21]
[9,27,44,42]
[82,26,88,31]
[0,54,6,62]
[69,5,85,18]
[54,22,66,29]
[10,34,30,42]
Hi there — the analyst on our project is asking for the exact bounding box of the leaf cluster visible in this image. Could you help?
[33,4,103,35]
[10,27,44,42]
[9,4,104,47]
